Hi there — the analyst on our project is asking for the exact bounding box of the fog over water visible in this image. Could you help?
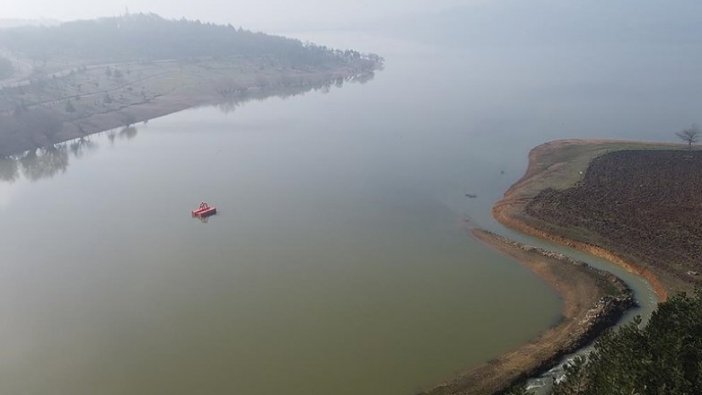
[1,1,701,394]
[2,0,471,30]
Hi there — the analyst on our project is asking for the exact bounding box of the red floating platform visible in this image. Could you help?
[192,202,217,218]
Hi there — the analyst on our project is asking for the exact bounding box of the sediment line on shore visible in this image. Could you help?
[422,229,634,395]
[492,202,668,302]
[493,139,669,301]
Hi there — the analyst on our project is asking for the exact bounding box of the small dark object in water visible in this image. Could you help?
[500,170,505,175]
[465,193,477,198]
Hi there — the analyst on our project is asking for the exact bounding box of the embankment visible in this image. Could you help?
[492,139,680,301]
[422,229,634,395]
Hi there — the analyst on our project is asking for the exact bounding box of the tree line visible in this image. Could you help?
[505,290,702,394]
[0,13,383,69]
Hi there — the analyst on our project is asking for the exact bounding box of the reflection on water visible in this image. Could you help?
[118,126,139,140]
[0,137,94,183]
[0,156,18,182]
[212,69,376,114]
[0,70,376,183]
[69,137,98,158]
[108,124,142,143]
[2,68,385,180]
[19,145,69,181]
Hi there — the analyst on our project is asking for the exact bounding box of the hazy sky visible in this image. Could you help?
[1,0,479,31]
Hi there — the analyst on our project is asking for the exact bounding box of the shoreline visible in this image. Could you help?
[422,229,634,395]
[492,201,668,301]
[0,64,379,157]
[425,138,679,394]
[492,139,672,301]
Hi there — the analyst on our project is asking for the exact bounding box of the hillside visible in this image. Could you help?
[0,13,380,66]
[0,14,383,156]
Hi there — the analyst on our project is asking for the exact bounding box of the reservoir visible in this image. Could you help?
[0,29,690,394]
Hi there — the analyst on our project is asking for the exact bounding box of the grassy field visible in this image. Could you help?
[510,140,688,197]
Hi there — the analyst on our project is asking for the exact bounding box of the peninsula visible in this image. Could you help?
[494,139,702,300]
[0,13,383,156]
[425,138,702,394]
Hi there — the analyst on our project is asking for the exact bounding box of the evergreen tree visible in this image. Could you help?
[557,291,702,394]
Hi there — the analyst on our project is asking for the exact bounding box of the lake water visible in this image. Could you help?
[1,29,693,394]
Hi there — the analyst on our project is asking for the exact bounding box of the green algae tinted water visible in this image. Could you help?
[0,31,674,394]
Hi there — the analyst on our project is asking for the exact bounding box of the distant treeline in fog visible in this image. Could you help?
[0,13,382,67]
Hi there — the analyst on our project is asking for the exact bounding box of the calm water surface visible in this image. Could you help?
[1,29,693,394]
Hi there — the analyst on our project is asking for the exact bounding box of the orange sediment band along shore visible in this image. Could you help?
[422,227,634,395]
[492,202,668,302]
[492,139,669,302]
[424,139,670,395]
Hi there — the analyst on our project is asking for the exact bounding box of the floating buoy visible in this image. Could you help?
[192,201,217,218]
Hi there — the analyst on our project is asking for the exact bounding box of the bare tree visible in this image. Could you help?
[676,124,700,150]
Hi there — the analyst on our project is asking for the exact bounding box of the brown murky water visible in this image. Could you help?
[0,29,680,394]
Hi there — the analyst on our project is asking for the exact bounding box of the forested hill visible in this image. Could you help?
[0,13,382,67]
[0,14,382,156]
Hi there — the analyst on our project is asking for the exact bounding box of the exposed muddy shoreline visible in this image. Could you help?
[422,229,634,395]
[492,139,678,301]
[421,139,686,394]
